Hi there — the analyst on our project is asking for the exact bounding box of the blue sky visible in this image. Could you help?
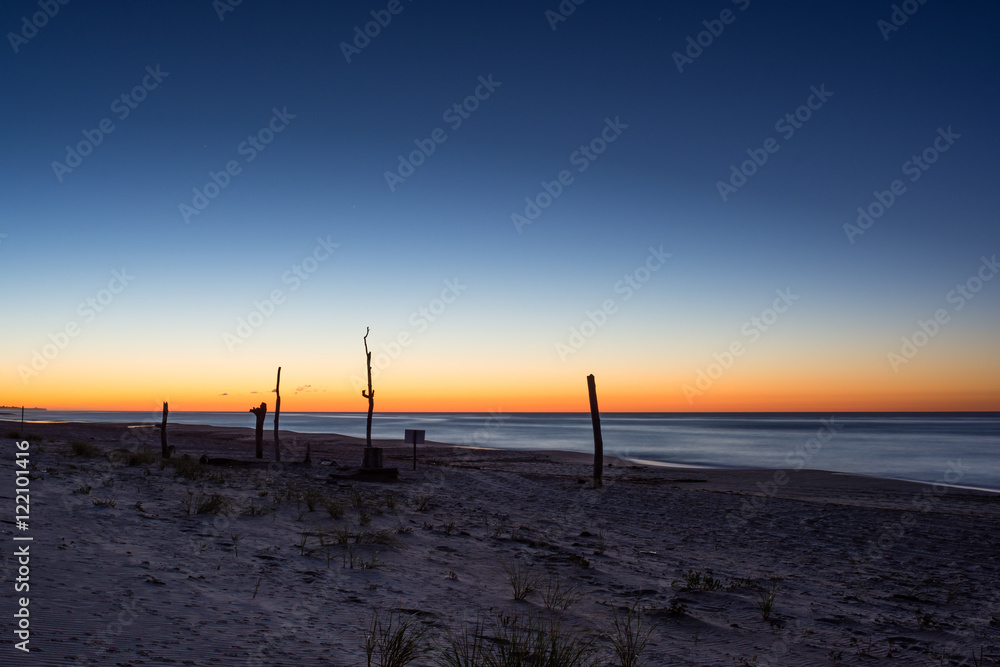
[2,0,998,411]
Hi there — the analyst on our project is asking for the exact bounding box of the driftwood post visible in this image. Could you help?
[362,327,374,449]
[587,374,603,488]
[274,367,282,462]
[361,327,384,469]
[161,401,170,459]
[250,402,267,458]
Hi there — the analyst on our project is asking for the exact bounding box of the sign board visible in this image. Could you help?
[404,429,425,444]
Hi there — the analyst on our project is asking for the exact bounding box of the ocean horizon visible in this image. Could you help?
[6,409,999,492]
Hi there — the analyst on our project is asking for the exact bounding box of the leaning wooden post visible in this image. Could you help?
[586,374,603,488]
[161,401,170,459]
[274,367,282,462]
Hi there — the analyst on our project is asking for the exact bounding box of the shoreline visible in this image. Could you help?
[8,417,1000,494]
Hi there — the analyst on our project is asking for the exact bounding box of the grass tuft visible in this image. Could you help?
[70,440,101,458]
[363,606,428,667]
[196,494,230,515]
[503,561,540,601]
[609,600,655,667]
[754,582,779,620]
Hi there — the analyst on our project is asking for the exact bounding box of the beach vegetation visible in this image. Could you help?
[73,484,92,494]
[754,582,779,620]
[357,528,399,546]
[244,500,270,516]
[363,606,428,667]
[162,455,203,480]
[196,494,230,515]
[437,615,489,667]
[609,600,655,667]
[70,440,100,457]
[303,487,324,511]
[542,575,582,610]
[92,497,116,507]
[361,551,382,569]
[667,600,688,617]
[681,569,723,591]
[438,612,599,667]
[595,527,607,555]
[110,448,160,466]
[503,560,540,601]
[326,499,346,519]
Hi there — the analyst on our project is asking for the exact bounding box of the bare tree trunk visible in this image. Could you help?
[161,401,170,459]
[250,402,267,458]
[587,374,603,488]
[362,327,374,449]
[274,367,282,462]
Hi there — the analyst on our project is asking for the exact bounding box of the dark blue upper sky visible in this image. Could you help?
[3,0,999,410]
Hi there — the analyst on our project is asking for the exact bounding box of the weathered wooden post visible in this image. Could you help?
[273,367,282,462]
[161,401,170,459]
[587,374,603,488]
[361,327,383,470]
[250,402,267,458]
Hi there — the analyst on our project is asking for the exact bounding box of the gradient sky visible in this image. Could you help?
[2,0,998,412]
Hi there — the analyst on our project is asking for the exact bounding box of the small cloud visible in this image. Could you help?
[250,391,259,394]
[219,392,229,396]
[295,384,314,394]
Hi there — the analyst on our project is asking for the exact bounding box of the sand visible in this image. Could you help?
[1,419,998,665]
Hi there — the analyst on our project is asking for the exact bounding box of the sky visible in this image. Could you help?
[2,0,998,413]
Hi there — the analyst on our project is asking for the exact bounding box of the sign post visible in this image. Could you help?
[404,429,425,470]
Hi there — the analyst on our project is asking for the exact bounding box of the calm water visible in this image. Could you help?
[8,410,1000,492]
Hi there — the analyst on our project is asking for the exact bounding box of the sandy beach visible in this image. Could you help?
[2,419,998,665]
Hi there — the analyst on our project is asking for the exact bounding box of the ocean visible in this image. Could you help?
[8,410,1000,492]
